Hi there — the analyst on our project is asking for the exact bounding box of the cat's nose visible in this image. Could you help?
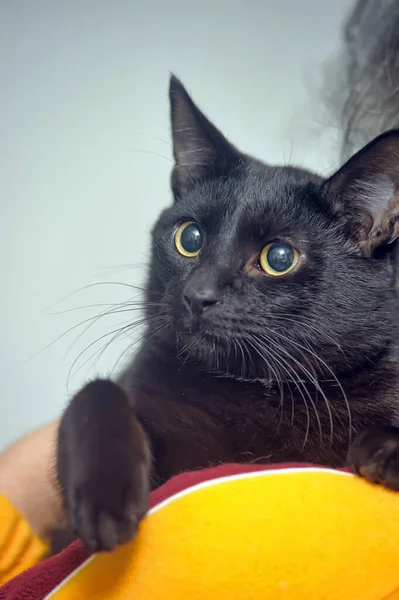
[183,283,220,315]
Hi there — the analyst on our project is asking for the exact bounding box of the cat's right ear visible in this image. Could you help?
[169,75,241,200]
[322,129,399,255]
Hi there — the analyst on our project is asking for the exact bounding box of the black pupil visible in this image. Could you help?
[267,243,294,272]
[180,223,203,253]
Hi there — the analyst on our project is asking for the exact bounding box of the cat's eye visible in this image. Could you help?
[175,221,203,257]
[259,242,299,276]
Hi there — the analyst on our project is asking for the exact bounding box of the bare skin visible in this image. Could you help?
[0,421,62,539]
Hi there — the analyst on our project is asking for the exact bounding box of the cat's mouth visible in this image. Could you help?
[171,309,265,379]
[171,306,323,384]
[169,297,313,382]
[176,305,230,339]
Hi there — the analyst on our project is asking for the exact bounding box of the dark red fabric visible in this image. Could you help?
[0,462,341,599]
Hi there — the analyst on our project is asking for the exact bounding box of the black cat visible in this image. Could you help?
[57,72,399,552]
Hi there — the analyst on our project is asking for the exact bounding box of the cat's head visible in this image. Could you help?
[146,76,399,383]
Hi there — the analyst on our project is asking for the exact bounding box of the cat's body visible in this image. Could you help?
[57,1,399,552]
[124,340,398,481]
[121,160,399,483]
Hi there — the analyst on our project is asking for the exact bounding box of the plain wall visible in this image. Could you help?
[0,0,353,449]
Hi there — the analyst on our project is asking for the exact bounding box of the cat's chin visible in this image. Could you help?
[175,328,273,382]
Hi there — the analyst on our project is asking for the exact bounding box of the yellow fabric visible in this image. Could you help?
[47,468,399,600]
[0,494,49,585]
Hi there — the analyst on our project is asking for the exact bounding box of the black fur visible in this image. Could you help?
[56,72,399,552]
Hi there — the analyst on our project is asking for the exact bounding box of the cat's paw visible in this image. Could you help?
[66,450,149,552]
[57,379,151,552]
[347,426,399,491]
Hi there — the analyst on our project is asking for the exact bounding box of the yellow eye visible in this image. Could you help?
[175,221,203,257]
[259,242,299,276]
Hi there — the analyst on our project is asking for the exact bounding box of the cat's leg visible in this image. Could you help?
[347,426,399,490]
[57,379,150,552]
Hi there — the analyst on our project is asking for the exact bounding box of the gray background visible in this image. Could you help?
[0,0,353,448]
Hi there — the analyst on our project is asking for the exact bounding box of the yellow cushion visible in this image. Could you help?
[47,466,399,600]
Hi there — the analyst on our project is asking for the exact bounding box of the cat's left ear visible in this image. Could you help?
[169,75,242,199]
[322,130,399,255]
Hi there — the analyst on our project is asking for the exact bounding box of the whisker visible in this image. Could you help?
[250,335,312,448]
[42,281,150,312]
[74,324,144,385]
[66,319,149,388]
[111,321,169,375]
[83,321,150,379]
[129,131,171,146]
[246,337,285,421]
[270,338,332,445]
[125,149,173,163]
[66,314,165,388]
[46,299,152,315]
[31,302,144,362]
[265,313,346,360]
[273,331,351,445]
